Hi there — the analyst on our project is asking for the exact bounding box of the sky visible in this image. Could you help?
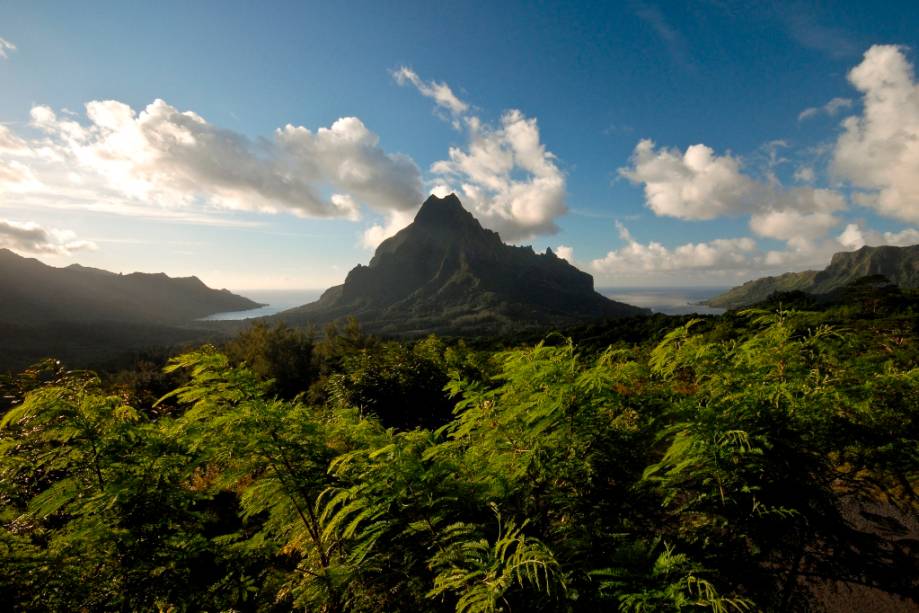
[1,1,918,290]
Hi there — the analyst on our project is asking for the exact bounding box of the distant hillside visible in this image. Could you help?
[705,244,919,309]
[0,248,261,323]
[280,194,648,335]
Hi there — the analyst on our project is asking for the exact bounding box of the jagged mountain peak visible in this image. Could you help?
[280,194,648,335]
[371,193,502,266]
[414,193,475,227]
[409,193,493,240]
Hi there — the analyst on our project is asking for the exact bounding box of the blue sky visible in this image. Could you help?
[0,1,917,289]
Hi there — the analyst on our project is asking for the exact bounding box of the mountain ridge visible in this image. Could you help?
[279,194,648,335]
[704,244,919,309]
[0,248,261,324]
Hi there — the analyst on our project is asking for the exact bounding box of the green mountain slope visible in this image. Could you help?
[0,249,261,323]
[280,194,648,335]
[705,244,919,309]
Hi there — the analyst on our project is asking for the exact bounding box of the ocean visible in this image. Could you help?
[201,289,325,321]
[204,286,728,321]
[599,287,728,316]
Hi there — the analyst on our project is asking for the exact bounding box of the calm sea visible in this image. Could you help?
[205,286,728,321]
[202,289,325,321]
[599,287,728,316]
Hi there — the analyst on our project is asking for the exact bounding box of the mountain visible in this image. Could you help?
[279,194,648,335]
[0,248,261,324]
[705,244,919,309]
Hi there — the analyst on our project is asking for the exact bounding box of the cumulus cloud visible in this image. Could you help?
[749,209,839,244]
[360,102,570,246]
[618,139,844,235]
[591,221,757,277]
[832,44,919,224]
[602,45,919,283]
[763,219,919,269]
[0,98,423,223]
[590,218,917,284]
[0,219,96,255]
[837,223,919,250]
[393,67,469,115]
[798,97,853,121]
[393,68,567,243]
[360,208,417,249]
[0,37,15,59]
[432,110,566,241]
[619,140,758,220]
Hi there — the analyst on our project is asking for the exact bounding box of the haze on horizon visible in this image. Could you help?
[1,1,918,291]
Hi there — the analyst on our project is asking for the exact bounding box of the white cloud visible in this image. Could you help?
[393,67,469,116]
[832,45,919,224]
[602,46,919,283]
[1,99,422,223]
[0,219,96,255]
[394,69,568,243]
[0,158,41,190]
[618,140,844,238]
[798,96,853,121]
[0,37,15,59]
[360,208,417,249]
[837,222,919,250]
[9,84,569,248]
[0,125,29,154]
[749,209,839,244]
[432,110,566,241]
[763,221,919,270]
[555,244,574,262]
[276,116,421,214]
[619,140,758,220]
[590,218,917,284]
[591,221,757,277]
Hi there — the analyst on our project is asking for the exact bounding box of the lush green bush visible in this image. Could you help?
[1,307,916,611]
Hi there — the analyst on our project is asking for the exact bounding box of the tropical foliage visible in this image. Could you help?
[1,300,917,611]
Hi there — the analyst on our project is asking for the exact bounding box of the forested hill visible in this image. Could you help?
[0,248,260,324]
[279,193,648,335]
[705,244,919,309]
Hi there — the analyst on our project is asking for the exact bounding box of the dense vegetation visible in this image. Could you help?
[1,291,917,611]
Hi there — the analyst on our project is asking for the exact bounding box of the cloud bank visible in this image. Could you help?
[1,99,424,228]
[618,139,846,253]
[591,222,757,278]
[608,46,919,282]
[0,219,96,255]
[3,79,568,255]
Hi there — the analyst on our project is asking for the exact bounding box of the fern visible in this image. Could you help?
[427,505,565,612]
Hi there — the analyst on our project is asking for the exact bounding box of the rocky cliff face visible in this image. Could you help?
[281,194,647,335]
[705,244,919,309]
